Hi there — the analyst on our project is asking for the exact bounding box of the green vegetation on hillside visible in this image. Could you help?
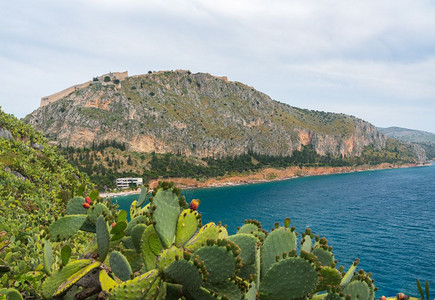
[379,127,435,159]
[0,108,92,296]
[61,139,420,190]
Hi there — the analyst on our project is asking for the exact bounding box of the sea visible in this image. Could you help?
[112,163,435,298]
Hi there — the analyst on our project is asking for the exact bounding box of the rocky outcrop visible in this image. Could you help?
[25,70,404,160]
[0,127,13,140]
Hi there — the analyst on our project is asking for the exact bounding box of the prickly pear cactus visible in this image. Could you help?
[40,182,378,300]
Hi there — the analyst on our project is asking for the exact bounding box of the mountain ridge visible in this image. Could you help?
[25,69,401,160]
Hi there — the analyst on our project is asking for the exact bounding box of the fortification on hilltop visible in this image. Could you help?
[40,71,128,107]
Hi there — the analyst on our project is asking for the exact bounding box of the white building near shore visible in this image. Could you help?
[116,177,143,189]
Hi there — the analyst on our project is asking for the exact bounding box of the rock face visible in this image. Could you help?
[25,70,389,159]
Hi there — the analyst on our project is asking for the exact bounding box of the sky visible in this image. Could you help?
[1,0,435,133]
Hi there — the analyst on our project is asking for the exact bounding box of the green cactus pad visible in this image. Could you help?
[60,245,72,266]
[42,240,53,275]
[218,224,229,239]
[165,283,183,300]
[342,280,370,300]
[340,260,358,288]
[89,189,99,201]
[130,202,150,220]
[80,218,97,233]
[259,257,318,300]
[96,215,110,261]
[156,246,184,271]
[53,261,100,297]
[156,282,167,300]
[141,225,163,271]
[131,224,147,252]
[125,215,148,236]
[238,223,260,235]
[123,249,144,272]
[313,248,334,267]
[228,234,257,266]
[49,214,87,242]
[99,270,118,293]
[193,244,237,283]
[261,227,297,277]
[66,197,86,215]
[315,267,342,292]
[117,210,128,222]
[1,288,23,300]
[121,236,135,249]
[164,259,203,291]
[41,259,92,299]
[175,209,200,247]
[245,282,257,300]
[109,269,161,300]
[325,293,344,300]
[87,203,111,224]
[152,188,181,248]
[301,235,312,253]
[184,222,220,252]
[137,185,148,207]
[109,251,132,281]
[203,279,244,299]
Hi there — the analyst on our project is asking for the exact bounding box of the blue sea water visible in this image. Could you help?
[113,164,435,298]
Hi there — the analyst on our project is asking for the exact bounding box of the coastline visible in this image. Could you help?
[100,162,428,198]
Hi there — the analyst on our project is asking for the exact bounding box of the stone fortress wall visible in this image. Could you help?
[40,71,128,107]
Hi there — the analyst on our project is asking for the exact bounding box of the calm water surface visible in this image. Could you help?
[113,164,435,297]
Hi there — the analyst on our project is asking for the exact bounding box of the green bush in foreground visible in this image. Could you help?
[38,182,378,300]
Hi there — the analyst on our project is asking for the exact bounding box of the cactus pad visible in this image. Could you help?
[125,215,148,236]
[66,197,86,215]
[340,260,359,288]
[261,227,297,277]
[315,267,342,292]
[87,203,111,224]
[99,270,119,293]
[49,214,87,241]
[42,241,53,275]
[193,244,237,283]
[203,278,244,299]
[109,251,132,281]
[109,269,162,300]
[152,188,181,248]
[96,215,110,261]
[312,248,334,267]
[164,259,203,291]
[156,246,184,271]
[238,223,260,235]
[53,261,100,297]
[41,259,92,299]
[131,224,147,252]
[184,222,220,252]
[342,280,370,300]
[175,209,200,247]
[301,235,312,253]
[259,257,318,300]
[141,225,163,271]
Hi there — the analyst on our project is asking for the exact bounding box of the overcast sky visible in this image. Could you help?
[1,0,434,132]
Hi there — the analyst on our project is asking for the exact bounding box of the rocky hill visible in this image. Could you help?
[25,70,395,159]
[379,127,435,159]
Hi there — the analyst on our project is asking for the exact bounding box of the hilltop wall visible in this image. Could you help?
[40,71,128,107]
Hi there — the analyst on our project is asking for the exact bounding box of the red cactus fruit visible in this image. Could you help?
[82,202,90,209]
[85,196,92,205]
[111,222,117,228]
[190,199,200,210]
[380,296,386,300]
[398,293,405,300]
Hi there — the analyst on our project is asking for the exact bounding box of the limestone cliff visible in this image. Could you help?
[24,70,417,161]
